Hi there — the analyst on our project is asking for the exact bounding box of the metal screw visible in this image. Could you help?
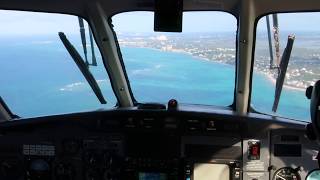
[240,39,246,43]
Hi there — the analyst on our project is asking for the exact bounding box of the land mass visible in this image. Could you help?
[117,32,320,90]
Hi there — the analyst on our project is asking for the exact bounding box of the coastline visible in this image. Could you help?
[121,45,308,92]
[263,72,306,92]
[121,44,234,66]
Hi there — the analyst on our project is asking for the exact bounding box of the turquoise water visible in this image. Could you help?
[122,47,310,121]
[0,36,117,117]
[0,37,311,121]
[252,73,310,121]
[122,47,235,106]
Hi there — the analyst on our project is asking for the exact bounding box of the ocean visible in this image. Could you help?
[122,47,310,121]
[0,36,310,121]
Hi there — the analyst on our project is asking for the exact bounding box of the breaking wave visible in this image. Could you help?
[59,82,85,91]
[59,79,109,92]
[31,40,54,45]
[131,64,163,75]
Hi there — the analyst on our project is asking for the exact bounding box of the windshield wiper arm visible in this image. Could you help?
[78,17,88,65]
[272,35,295,112]
[58,32,107,104]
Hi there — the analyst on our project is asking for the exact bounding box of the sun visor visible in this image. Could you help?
[154,0,183,32]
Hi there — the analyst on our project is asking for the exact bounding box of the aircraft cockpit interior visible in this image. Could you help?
[1,0,320,180]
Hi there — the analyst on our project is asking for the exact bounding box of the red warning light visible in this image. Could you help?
[248,141,260,160]
[252,146,259,156]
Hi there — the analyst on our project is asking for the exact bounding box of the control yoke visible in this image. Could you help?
[306,80,320,140]
[306,80,320,167]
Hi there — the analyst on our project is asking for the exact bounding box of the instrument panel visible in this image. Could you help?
[0,109,318,180]
[273,167,301,180]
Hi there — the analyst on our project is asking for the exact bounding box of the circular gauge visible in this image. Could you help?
[306,169,320,180]
[273,167,301,180]
[27,159,51,180]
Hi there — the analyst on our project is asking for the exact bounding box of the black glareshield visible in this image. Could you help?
[310,80,320,140]
[154,0,183,32]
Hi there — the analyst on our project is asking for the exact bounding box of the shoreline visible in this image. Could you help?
[263,72,306,92]
[121,45,308,92]
[123,45,305,91]
[121,45,234,66]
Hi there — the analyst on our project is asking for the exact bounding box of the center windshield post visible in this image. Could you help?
[58,32,107,104]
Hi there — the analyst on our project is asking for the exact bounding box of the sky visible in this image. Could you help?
[257,13,320,32]
[1,10,320,35]
[112,11,237,33]
[0,10,80,36]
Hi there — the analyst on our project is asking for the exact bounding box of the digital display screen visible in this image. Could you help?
[274,144,301,157]
[194,163,230,180]
[139,172,167,180]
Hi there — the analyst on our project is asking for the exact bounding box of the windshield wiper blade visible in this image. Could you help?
[58,32,107,104]
[272,35,295,112]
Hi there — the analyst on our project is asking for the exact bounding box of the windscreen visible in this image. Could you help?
[252,12,320,121]
[0,10,116,118]
[112,11,237,106]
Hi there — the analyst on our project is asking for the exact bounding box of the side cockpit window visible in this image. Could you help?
[252,12,320,121]
[0,10,116,118]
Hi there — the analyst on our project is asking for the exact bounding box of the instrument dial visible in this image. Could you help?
[27,159,51,180]
[306,169,320,180]
[273,167,300,180]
